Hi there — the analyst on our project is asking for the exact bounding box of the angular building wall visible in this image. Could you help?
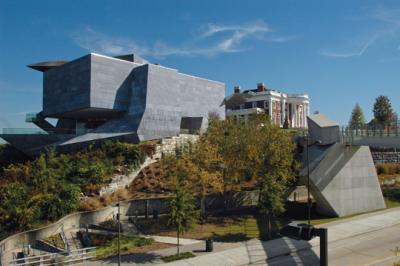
[1,53,225,155]
[43,54,92,117]
[308,144,385,216]
[132,64,225,140]
[43,54,138,118]
[90,54,137,111]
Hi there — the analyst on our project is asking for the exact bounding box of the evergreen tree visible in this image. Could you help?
[283,116,289,129]
[373,95,393,126]
[349,103,365,129]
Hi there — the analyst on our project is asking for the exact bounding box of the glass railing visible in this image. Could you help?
[2,128,48,135]
[25,113,38,122]
[341,121,400,138]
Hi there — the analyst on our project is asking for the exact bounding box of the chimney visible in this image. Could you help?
[257,82,266,92]
[234,85,241,94]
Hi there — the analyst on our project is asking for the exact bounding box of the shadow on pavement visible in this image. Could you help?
[248,214,320,265]
[101,252,159,264]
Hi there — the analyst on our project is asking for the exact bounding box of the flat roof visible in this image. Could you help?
[308,114,339,127]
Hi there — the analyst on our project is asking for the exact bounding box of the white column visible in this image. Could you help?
[291,104,295,127]
[282,99,286,125]
[269,98,273,121]
[302,104,306,128]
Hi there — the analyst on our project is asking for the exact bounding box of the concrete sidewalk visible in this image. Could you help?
[144,235,201,246]
[87,207,400,265]
[163,207,400,266]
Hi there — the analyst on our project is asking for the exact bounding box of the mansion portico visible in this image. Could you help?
[225,83,310,128]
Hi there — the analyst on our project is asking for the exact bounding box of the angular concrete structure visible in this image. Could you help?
[301,114,386,217]
[1,53,225,155]
[307,113,340,145]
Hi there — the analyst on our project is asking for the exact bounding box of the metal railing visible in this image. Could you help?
[341,120,400,138]
[8,247,96,266]
[1,128,93,135]
[1,128,48,135]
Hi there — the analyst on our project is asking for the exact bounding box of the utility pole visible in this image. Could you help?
[117,200,121,266]
[306,133,311,225]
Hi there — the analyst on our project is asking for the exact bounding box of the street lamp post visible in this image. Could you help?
[280,134,326,265]
[304,134,322,225]
[117,200,121,266]
[306,134,311,225]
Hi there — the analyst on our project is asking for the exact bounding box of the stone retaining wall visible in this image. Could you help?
[372,152,400,164]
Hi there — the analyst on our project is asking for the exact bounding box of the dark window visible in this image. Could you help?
[257,101,264,108]
[180,117,203,134]
[244,102,253,109]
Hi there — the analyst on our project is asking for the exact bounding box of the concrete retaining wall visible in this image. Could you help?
[0,188,303,265]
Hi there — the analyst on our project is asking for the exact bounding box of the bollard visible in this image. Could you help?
[205,238,213,252]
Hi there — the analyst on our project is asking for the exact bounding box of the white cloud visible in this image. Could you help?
[70,26,150,56]
[70,21,292,58]
[320,7,400,59]
[319,35,377,58]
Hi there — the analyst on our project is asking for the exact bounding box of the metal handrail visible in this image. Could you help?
[8,247,96,266]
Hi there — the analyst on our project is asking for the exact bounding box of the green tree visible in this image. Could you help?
[167,177,197,256]
[203,117,249,206]
[0,182,33,233]
[373,95,393,126]
[203,114,296,211]
[349,103,365,129]
[187,137,223,217]
[258,179,285,239]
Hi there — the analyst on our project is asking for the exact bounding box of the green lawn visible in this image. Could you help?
[384,197,400,208]
[137,212,289,242]
[136,196,400,243]
[307,197,400,226]
[95,235,154,259]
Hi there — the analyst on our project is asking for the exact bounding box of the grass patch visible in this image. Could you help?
[385,197,400,208]
[135,196,400,243]
[161,252,195,262]
[95,235,154,259]
[44,234,65,249]
[136,210,288,241]
[306,197,400,226]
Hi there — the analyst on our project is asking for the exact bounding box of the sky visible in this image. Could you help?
[1,0,400,141]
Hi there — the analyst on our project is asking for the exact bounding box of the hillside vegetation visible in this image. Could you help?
[0,141,147,240]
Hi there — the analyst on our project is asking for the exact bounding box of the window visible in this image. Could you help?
[244,102,253,109]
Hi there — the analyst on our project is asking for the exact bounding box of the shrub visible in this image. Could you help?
[383,188,400,202]
[376,163,400,175]
[161,252,195,262]
[0,140,151,239]
[79,197,103,211]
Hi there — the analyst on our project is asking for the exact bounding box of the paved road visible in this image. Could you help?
[263,223,400,266]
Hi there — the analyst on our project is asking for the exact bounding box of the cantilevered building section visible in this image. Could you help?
[1,53,225,156]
